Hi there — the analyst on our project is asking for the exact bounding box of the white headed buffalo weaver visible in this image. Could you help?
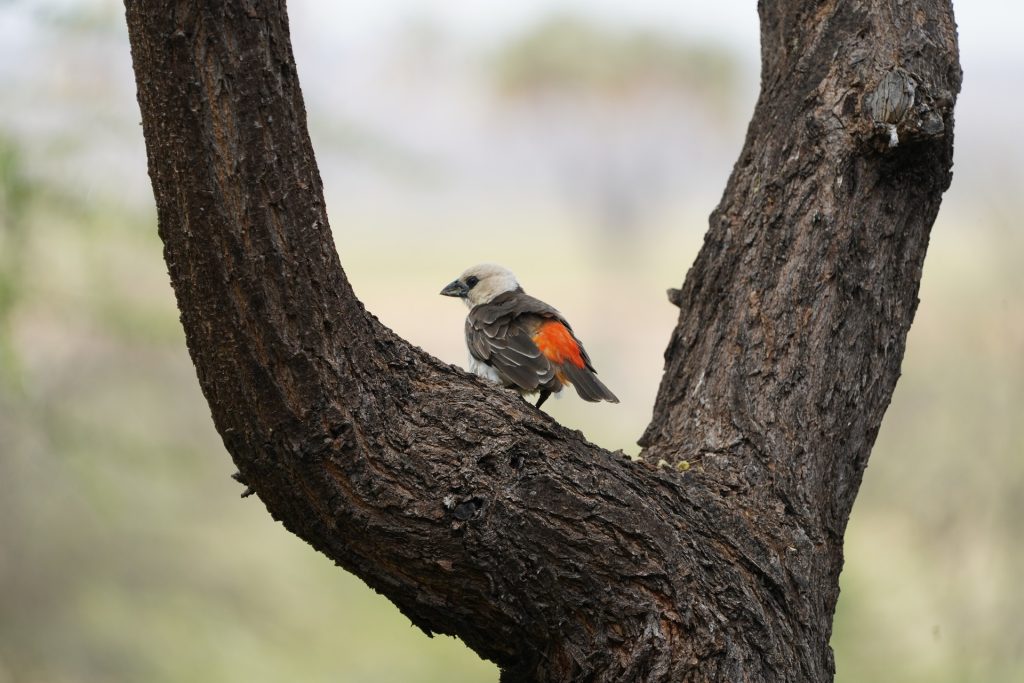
[440,263,618,408]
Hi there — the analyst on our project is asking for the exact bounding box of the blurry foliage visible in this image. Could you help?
[0,136,34,391]
[493,15,736,105]
[309,114,442,185]
[487,15,741,248]
[31,0,124,36]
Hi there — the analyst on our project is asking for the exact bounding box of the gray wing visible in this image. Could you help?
[465,292,560,391]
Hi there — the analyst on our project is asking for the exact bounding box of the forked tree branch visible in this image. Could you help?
[124,1,959,681]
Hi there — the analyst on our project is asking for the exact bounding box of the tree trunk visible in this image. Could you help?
[123,1,960,681]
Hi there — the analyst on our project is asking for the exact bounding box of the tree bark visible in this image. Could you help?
[123,1,960,681]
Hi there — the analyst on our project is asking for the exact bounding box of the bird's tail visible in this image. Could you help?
[561,364,619,403]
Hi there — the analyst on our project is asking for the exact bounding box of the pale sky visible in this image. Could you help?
[285,0,1021,64]
[1,1,1018,73]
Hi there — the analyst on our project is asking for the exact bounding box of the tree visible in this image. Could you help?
[123,2,960,681]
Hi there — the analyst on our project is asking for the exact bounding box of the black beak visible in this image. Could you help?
[440,279,468,298]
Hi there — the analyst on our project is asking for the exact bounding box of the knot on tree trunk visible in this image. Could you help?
[866,68,956,149]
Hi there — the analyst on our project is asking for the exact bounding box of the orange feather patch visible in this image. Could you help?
[532,320,585,369]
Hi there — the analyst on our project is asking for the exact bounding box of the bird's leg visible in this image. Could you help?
[535,390,551,409]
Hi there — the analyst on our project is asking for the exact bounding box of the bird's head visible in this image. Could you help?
[440,263,521,307]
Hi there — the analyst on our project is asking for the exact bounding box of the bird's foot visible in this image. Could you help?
[535,390,551,409]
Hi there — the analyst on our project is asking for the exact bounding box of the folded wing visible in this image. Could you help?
[466,291,618,403]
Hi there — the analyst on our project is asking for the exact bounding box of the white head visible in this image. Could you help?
[440,263,522,307]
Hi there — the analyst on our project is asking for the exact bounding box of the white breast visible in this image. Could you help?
[468,353,503,384]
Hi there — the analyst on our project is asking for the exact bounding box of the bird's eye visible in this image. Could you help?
[465,276,479,289]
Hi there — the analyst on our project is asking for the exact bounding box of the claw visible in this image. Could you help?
[535,390,551,409]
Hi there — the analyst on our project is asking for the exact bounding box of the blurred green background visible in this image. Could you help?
[0,1,1020,681]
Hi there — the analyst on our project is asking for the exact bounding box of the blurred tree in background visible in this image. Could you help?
[492,16,737,250]
[0,137,31,390]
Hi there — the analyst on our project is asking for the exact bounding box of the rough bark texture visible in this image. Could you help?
[124,1,960,681]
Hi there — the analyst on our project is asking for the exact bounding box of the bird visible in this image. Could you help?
[440,263,618,409]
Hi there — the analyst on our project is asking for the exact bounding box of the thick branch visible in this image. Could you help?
[641,3,960,662]
[125,1,959,681]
